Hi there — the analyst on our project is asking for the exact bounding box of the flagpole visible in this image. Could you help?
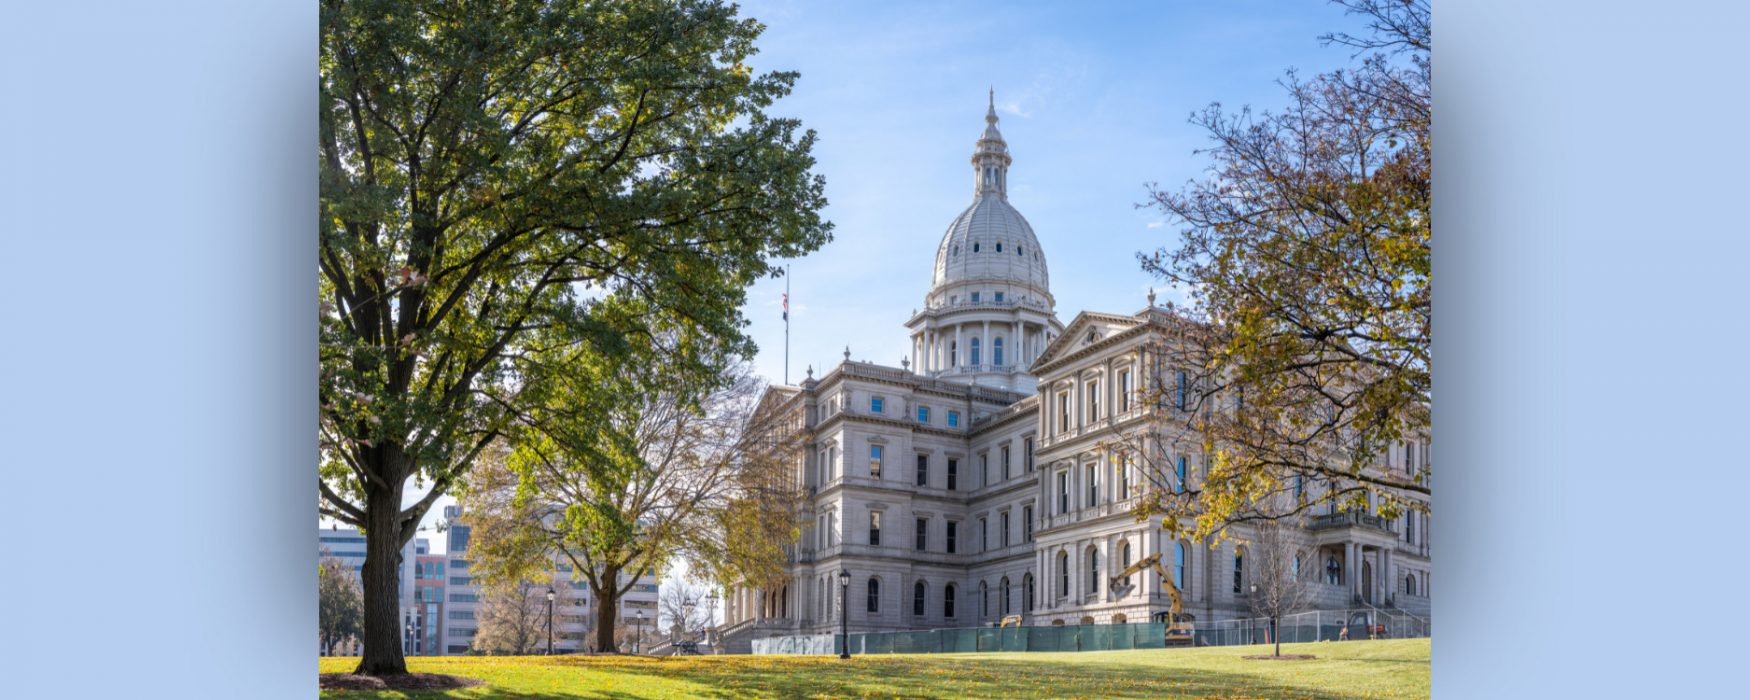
[784,265,791,385]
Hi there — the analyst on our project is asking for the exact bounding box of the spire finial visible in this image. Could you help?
[843,346,851,362]
[986,87,998,123]
[1147,287,1157,307]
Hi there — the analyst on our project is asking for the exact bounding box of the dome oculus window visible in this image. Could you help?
[973,242,980,253]
[996,242,1003,252]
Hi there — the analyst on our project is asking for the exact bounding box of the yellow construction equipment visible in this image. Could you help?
[1110,553,1196,646]
[999,614,1024,628]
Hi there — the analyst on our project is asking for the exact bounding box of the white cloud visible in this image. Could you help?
[1146,220,1165,229]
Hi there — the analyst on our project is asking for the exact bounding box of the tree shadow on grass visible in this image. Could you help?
[319,647,1428,700]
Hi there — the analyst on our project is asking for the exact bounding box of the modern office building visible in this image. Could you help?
[438,504,662,654]
[316,526,423,655]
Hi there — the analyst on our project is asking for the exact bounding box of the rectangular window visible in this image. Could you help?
[1057,393,1070,433]
[915,518,927,551]
[1175,456,1187,493]
[870,445,883,478]
[1119,370,1132,412]
[994,292,1005,302]
[1001,512,1010,547]
[1118,456,1130,499]
[917,406,929,423]
[1024,438,1034,472]
[947,411,960,428]
[1088,380,1100,422]
[1085,464,1097,507]
[871,397,884,413]
[1023,506,1033,541]
[981,453,989,486]
[971,292,981,303]
[916,454,929,486]
[980,517,989,552]
[869,511,882,546]
[1001,446,1011,480]
[947,459,959,490]
[1175,371,1188,410]
[1057,472,1069,514]
[946,521,958,553]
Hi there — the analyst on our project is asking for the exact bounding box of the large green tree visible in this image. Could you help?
[1134,0,1429,540]
[319,0,828,675]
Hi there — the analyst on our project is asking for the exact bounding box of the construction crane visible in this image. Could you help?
[1109,552,1196,646]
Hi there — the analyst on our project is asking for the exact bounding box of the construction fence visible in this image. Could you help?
[751,610,1428,656]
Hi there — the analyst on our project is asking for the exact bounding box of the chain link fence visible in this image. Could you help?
[751,610,1428,655]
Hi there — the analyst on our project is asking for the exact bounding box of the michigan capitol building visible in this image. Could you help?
[718,96,1432,651]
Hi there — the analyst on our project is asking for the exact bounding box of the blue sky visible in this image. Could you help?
[404,0,1373,560]
[735,0,1373,385]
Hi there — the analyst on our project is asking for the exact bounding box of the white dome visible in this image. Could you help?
[930,196,1051,295]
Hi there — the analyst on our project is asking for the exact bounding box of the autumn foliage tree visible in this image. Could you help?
[461,334,798,655]
[318,0,829,675]
[1133,0,1430,540]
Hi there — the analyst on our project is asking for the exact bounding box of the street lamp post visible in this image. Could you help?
[837,569,851,660]
[706,590,720,654]
[404,620,414,656]
[635,610,645,654]
[546,587,556,656]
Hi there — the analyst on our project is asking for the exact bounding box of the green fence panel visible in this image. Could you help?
[1135,622,1167,649]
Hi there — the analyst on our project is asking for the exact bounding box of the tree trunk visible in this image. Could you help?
[354,476,408,675]
[593,564,621,653]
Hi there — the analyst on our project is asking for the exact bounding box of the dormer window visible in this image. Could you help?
[996,242,1003,253]
[973,242,981,253]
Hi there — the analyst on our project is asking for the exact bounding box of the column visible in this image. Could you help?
[955,325,963,369]
[1348,543,1361,602]
[981,320,990,369]
[924,330,934,372]
[1383,548,1394,604]
[911,333,920,373]
[1014,319,1022,367]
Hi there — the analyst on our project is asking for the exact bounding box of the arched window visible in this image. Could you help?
[973,242,981,253]
[1057,551,1069,598]
[1326,555,1342,585]
[1019,245,1025,256]
[1405,573,1418,596]
[1087,546,1101,597]
[996,242,1003,253]
[953,244,960,256]
[970,337,982,366]
[867,578,880,613]
[980,581,990,617]
[912,580,926,616]
[1023,573,1035,612]
[1000,576,1011,616]
[1174,542,1187,590]
[1175,457,1187,493]
[1233,546,1246,593]
[1292,555,1302,581]
[993,337,1004,366]
[944,584,957,619]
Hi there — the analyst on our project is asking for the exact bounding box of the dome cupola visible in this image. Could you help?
[905,91,1063,394]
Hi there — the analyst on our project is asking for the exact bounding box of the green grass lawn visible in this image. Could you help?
[320,637,1429,699]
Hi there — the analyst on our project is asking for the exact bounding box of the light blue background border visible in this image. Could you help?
[1,1,313,698]
[2,1,1747,698]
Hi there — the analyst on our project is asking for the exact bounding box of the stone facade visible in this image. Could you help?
[717,96,1431,651]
